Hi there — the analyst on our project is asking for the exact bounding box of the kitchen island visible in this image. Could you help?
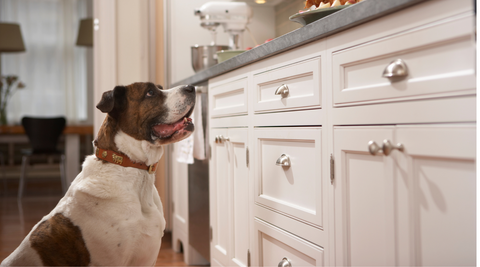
[172,0,477,266]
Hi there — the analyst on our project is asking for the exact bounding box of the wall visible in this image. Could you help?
[275,0,304,37]
[93,0,152,134]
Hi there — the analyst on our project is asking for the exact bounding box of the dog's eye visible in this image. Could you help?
[146,90,155,97]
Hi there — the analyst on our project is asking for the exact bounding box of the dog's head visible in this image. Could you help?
[96,82,195,149]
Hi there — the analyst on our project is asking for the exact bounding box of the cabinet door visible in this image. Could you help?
[333,126,396,266]
[334,125,476,267]
[395,125,476,266]
[210,128,230,266]
[228,128,249,267]
[210,128,250,267]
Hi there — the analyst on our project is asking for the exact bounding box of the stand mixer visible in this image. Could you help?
[194,2,253,50]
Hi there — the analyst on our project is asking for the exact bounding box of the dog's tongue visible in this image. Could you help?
[153,118,191,138]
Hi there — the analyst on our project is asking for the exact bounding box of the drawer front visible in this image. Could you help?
[332,14,475,106]
[254,128,322,227]
[255,218,324,267]
[210,78,248,118]
[253,58,321,113]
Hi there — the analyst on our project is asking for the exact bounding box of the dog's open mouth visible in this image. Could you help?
[152,116,193,139]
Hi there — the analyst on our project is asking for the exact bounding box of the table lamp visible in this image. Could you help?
[0,23,26,77]
[76,18,93,47]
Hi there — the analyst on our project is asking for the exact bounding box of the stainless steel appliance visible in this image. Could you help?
[188,84,210,262]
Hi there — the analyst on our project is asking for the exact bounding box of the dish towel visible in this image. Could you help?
[176,93,205,163]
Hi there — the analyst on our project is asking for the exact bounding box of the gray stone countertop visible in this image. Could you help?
[170,0,423,87]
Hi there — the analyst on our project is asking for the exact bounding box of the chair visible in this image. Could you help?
[19,117,67,198]
[0,152,5,196]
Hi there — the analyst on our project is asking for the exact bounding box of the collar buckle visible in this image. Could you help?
[148,164,155,174]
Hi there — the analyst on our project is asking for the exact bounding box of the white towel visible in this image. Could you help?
[176,135,194,164]
[176,93,205,164]
[192,94,206,160]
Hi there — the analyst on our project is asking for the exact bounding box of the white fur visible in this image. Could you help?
[162,85,190,124]
[115,130,164,166]
[1,132,166,266]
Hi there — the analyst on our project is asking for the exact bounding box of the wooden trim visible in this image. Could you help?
[0,125,93,135]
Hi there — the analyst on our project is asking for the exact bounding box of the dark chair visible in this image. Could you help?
[0,152,5,196]
[19,117,67,198]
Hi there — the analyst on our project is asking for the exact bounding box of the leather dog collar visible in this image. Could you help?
[95,147,158,174]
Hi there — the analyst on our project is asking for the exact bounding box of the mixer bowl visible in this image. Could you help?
[191,45,229,72]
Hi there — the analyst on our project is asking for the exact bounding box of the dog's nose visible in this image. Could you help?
[183,85,195,94]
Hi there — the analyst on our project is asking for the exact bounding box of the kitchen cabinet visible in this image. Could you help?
[333,125,475,266]
[210,127,250,267]
[207,0,475,266]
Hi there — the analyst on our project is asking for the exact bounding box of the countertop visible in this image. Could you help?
[170,0,423,87]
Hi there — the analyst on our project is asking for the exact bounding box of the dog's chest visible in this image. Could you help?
[64,163,166,265]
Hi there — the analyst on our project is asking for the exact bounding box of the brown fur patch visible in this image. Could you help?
[30,213,90,266]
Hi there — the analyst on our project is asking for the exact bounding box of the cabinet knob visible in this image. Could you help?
[368,140,404,156]
[382,139,404,156]
[382,59,408,79]
[275,154,291,167]
[215,135,230,143]
[275,84,290,97]
[278,257,292,267]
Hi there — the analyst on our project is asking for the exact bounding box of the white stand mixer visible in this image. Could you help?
[194,2,253,50]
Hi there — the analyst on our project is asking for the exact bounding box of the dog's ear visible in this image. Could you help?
[157,84,163,89]
[96,86,126,113]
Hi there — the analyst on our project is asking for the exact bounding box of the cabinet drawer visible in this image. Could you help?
[253,58,321,113]
[210,78,248,118]
[332,14,475,106]
[255,218,324,267]
[254,128,322,227]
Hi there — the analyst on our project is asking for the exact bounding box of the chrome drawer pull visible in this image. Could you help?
[278,257,292,267]
[368,140,404,156]
[275,154,291,167]
[275,84,289,97]
[382,59,408,79]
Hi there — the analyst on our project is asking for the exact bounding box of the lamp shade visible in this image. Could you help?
[76,18,93,47]
[0,23,26,52]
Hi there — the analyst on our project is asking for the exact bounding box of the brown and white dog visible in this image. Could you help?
[1,82,196,266]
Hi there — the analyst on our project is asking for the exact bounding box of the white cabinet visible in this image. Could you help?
[210,128,250,267]
[333,125,475,266]
[254,219,324,267]
[207,1,476,266]
[254,128,323,227]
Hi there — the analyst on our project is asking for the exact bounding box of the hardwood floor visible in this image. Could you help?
[0,192,194,266]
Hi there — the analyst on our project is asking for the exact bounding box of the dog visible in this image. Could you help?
[1,82,196,266]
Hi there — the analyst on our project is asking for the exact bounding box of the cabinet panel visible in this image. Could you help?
[332,14,475,106]
[229,129,249,267]
[210,78,248,118]
[396,125,476,266]
[333,127,395,266]
[210,128,249,267]
[253,58,321,113]
[334,125,476,267]
[210,128,230,266]
[255,219,324,267]
[254,128,322,227]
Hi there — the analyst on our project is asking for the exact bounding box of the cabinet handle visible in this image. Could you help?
[215,135,230,143]
[275,84,289,97]
[368,140,404,156]
[275,154,291,167]
[382,59,408,79]
[278,257,292,267]
[382,139,404,156]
